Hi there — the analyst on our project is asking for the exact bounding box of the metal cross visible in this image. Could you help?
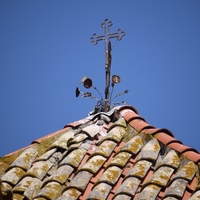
[90,19,125,67]
[90,19,125,112]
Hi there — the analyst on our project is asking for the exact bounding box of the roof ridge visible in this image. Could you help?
[117,106,200,163]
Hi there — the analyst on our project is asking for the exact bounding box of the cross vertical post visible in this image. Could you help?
[90,19,125,112]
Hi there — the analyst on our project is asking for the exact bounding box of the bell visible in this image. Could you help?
[112,75,121,87]
[80,76,93,89]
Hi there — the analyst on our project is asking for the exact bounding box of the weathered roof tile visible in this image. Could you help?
[109,151,131,168]
[9,147,38,170]
[43,165,73,184]
[173,159,197,181]
[115,176,140,196]
[50,131,75,149]
[69,171,93,191]
[35,181,62,199]
[23,178,42,199]
[93,140,117,157]
[137,184,161,199]
[127,160,152,179]
[137,137,161,161]
[81,155,106,174]
[1,167,25,185]
[164,178,188,199]
[59,188,81,200]
[26,160,52,179]
[86,182,112,200]
[119,133,149,155]
[82,124,100,138]
[147,166,174,187]
[99,166,122,185]
[60,149,87,168]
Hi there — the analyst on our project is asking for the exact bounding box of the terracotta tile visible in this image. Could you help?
[119,109,140,121]
[154,132,178,145]
[117,105,139,115]
[129,118,150,132]
[183,150,200,162]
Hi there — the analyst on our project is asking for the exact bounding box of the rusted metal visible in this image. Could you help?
[90,19,126,112]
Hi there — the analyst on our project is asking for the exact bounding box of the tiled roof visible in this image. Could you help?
[0,105,200,200]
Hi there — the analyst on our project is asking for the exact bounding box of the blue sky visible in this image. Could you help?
[1,1,200,156]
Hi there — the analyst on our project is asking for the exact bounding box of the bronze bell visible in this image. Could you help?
[80,76,93,89]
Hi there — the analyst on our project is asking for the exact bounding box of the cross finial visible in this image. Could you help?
[90,19,126,112]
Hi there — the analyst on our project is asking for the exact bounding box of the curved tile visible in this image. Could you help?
[43,165,74,185]
[36,148,57,161]
[60,149,87,168]
[154,132,178,145]
[9,147,38,171]
[13,176,33,193]
[26,160,52,180]
[173,159,197,181]
[34,181,62,199]
[50,131,75,149]
[1,167,25,185]
[129,118,150,132]
[93,140,117,158]
[117,105,139,116]
[138,184,161,199]
[157,149,179,169]
[126,160,152,179]
[115,176,140,196]
[168,143,192,153]
[69,171,93,191]
[119,133,150,155]
[123,124,138,143]
[82,124,100,138]
[67,133,88,147]
[98,126,126,145]
[23,178,42,200]
[86,182,112,200]
[59,188,81,200]
[183,150,200,162]
[137,138,161,161]
[81,155,106,174]
[99,166,122,185]
[109,152,131,168]
[146,166,174,187]
[164,178,188,199]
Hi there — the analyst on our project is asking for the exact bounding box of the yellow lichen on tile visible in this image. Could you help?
[100,166,122,184]
[181,161,197,180]
[110,152,131,168]
[123,124,138,143]
[81,155,106,173]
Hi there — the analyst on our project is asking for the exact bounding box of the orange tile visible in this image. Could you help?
[183,151,200,162]
[154,132,178,145]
